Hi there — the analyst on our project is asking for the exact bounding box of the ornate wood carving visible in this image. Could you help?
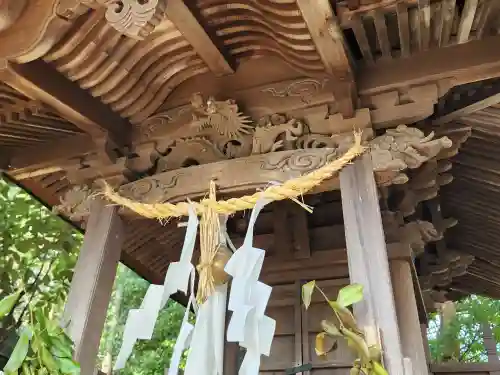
[370,125,452,186]
[382,211,440,257]
[117,148,343,205]
[100,0,166,40]
[53,185,93,221]
[50,91,453,207]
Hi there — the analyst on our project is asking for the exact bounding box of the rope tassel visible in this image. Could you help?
[197,181,231,303]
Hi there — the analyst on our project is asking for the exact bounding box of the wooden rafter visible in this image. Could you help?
[295,0,355,115]
[295,0,353,78]
[165,0,235,76]
[0,60,132,148]
[433,78,500,125]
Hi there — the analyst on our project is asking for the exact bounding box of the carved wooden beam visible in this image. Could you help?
[433,78,500,125]
[358,36,500,96]
[0,60,132,148]
[164,0,235,76]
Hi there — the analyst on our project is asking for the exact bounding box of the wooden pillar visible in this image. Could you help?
[62,199,124,375]
[391,260,429,375]
[340,154,405,374]
[421,324,431,364]
[483,322,499,362]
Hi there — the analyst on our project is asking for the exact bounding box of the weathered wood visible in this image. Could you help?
[62,199,124,375]
[373,11,392,60]
[397,2,411,58]
[391,260,429,375]
[456,0,478,44]
[340,154,405,374]
[483,322,499,362]
[164,0,235,76]
[295,0,353,78]
[351,15,374,63]
[358,35,500,95]
[440,0,457,46]
[421,324,431,363]
[433,94,500,125]
[0,60,131,147]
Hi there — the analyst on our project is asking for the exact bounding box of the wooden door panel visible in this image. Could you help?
[260,283,302,374]
[302,278,353,375]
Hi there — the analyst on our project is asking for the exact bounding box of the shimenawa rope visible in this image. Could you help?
[102,132,366,218]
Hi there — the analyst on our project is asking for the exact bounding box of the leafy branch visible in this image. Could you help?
[0,290,80,375]
[301,281,388,375]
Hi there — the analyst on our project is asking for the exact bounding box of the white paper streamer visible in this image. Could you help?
[184,284,228,375]
[224,199,276,375]
[168,292,194,375]
[114,206,199,371]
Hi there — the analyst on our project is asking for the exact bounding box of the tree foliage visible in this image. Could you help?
[98,266,188,375]
[0,178,80,321]
[428,296,500,363]
[0,177,188,374]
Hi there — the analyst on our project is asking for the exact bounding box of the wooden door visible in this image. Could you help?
[302,278,355,375]
[260,282,303,375]
[257,278,354,375]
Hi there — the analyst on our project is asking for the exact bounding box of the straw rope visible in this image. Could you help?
[102,132,366,218]
[196,181,221,303]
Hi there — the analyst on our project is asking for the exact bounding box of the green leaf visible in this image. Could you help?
[57,357,80,375]
[49,336,73,359]
[321,319,341,336]
[372,361,389,375]
[22,362,32,375]
[4,327,32,373]
[0,289,22,319]
[302,281,316,310]
[40,344,59,372]
[337,283,363,307]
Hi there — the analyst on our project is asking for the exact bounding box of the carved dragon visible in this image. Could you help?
[370,125,452,186]
[190,93,254,138]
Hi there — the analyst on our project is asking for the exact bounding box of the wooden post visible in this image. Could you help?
[391,260,429,375]
[62,199,124,375]
[340,154,405,374]
[421,324,431,364]
[483,322,499,362]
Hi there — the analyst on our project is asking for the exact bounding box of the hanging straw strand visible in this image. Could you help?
[102,132,366,218]
[196,181,221,303]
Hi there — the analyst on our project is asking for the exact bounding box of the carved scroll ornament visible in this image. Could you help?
[99,0,165,39]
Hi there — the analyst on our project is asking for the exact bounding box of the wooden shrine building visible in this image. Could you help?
[1,0,500,374]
